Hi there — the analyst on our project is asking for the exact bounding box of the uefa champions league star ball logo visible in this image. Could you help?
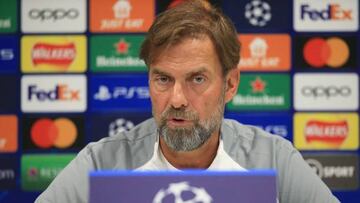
[245,0,272,27]
[153,181,213,203]
[108,118,134,137]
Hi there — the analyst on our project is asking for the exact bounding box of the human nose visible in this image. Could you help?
[170,81,188,109]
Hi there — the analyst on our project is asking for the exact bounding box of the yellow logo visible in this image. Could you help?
[21,35,87,73]
[294,113,358,150]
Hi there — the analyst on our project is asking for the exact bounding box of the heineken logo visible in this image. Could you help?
[115,39,129,54]
[227,74,290,111]
[91,35,146,72]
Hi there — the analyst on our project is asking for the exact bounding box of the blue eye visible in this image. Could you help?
[156,75,170,85]
[193,75,206,84]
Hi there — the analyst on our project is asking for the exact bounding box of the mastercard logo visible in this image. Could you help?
[303,37,349,68]
[30,118,77,149]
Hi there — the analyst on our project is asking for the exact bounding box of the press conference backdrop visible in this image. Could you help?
[0,0,359,202]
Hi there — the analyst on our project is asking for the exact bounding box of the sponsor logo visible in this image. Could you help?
[32,42,76,67]
[294,0,358,31]
[0,0,17,33]
[94,85,149,100]
[90,0,155,32]
[28,9,79,21]
[244,0,272,27]
[294,36,356,71]
[303,37,349,68]
[0,115,18,153]
[294,73,358,110]
[238,34,290,71]
[90,35,146,72]
[0,76,18,111]
[0,36,18,72]
[225,113,291,139]
[88,113,152,142]
[153,182,212,203]
[21,154,75,191]
[90,75,151,111]
[294,113,359,150]
[21,75,87,112]
[21,0,86,33]
[21,35,86,73]
[23,115,84,150]
[0,157,17,189]
[227,74,290,111]
[304,120,348,145]
[303,154,358,190]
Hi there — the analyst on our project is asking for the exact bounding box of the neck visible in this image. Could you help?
[159,131,220,169]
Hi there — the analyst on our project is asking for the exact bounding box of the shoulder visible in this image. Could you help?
[82,118,158,169]
[222,118,295,168]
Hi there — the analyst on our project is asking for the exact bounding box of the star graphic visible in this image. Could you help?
[250,77,266,93]
[114,39,129,54]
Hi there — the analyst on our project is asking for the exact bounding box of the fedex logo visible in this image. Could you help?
[28,84,79,101]
[301,4,352,21]
[21,75,86,112]
[294,0,358,32]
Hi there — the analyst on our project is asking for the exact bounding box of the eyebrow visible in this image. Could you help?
[150,67,209,77]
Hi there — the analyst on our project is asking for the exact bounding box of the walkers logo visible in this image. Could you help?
[21,75,87,112]
[90,75,151,111]
[0,157,17,189]
[21,35,87,73]
[227,74,290,111]
[0,36,18,73]
[238,34,290,71]
[226,113,291,140]
[21,0,86,33]
[223,0,289,31]
[90,35,146,72]
[294,36,356,71]
[294,0,358,31]
[0,0,17,33]
[89,113,151,142]
[0,115,17,153]
[294,113,359,150]
[23,115,84,150]
[21,154,75,191]
[294,73,359,111]
[0,76,18,112]
[90,0,155,32]
[303,154,358,190]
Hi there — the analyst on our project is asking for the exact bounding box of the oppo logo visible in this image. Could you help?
[29,9,79,21]
[301,86,351,98]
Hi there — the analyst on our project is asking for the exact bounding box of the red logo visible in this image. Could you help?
[114,39,129,54]
[31,43,76,68]
[305,120,348,145]
[30,118,77,149]
[251,77,266,93]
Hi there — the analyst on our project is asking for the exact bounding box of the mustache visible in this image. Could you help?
[160,106,198,121]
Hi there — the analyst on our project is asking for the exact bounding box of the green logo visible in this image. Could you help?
[90,35,146,72]
[21,154,75,191]
[0,0,17,33]
[227,74,290,111]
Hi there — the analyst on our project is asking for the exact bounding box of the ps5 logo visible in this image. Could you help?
[94,85,149,101]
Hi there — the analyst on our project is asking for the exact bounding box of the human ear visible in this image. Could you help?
[224,68,240,103]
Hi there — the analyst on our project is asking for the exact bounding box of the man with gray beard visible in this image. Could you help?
[36,1,339,203]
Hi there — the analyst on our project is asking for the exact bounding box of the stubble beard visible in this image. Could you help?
[154,88,225,152]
